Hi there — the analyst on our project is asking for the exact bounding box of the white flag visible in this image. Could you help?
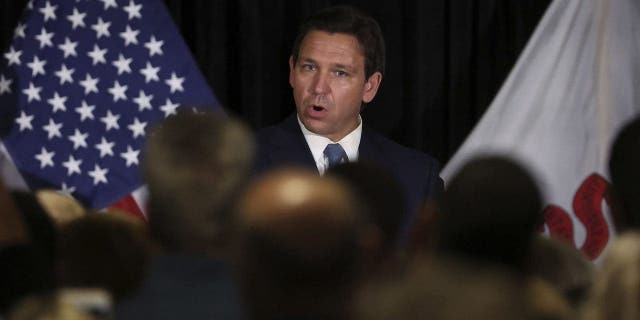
[442,0,640,261]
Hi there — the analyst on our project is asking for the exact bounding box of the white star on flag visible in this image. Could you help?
[60,183,76,196]
[0,75,12,94]
[165,72,184,93]
[91,17,111,38]
[62,155,82,176]
[47,91,67,112]
[133,90,153,111]
[4,47,22,66]
[27,55,47,77]
[139,61,160,82]
[100,110,120,131]
[68,129,89,149]
[112,54,133,75]
[39,1,58,21]
[95,137,115,157]
[99,0,118,11]
[108,80,128,101]
[120,146,139,167]
[79,73,99,95]
[54,64,74,84]
[42,119,63,139]
[14,23,26,38]
[87,44,108,65]
[127,117,147,138]
[75,100,95,121]
[88,164,109,185]
[22,82,42,102]
[160,98,179,117]
[119,25,140,46]
[35,147,55,169]
[15,112,34,131]
[58,37,78,58]
[123,0,142,20]
[66,8,86,29]
[35,28,54,48]
[144,35,163,56]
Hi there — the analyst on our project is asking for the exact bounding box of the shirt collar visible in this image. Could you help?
[297,115,362,173]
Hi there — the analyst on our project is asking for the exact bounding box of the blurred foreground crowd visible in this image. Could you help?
[3,110,640,320]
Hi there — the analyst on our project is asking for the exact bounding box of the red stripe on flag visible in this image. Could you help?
[109,195,146,221]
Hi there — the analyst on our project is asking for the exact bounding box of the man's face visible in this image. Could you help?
[290,31,381,142]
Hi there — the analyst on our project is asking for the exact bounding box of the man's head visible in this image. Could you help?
[436,156,543,272]
[235,168,362,318]
[143,110,254,255]
[289,6,385,141]
[609,116,640,232]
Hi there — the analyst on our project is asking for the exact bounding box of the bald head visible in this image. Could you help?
[239,168,358,250]
[236,168,363,319]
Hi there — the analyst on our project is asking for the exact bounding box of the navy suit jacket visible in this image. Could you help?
[254,114,443,236]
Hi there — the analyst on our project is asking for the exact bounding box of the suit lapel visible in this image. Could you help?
[358,129,391,169]
[268,114,318,171]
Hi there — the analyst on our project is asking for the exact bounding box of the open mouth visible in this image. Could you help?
[312,105,325,112]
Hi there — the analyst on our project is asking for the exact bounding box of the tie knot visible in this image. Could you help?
[324,143,348,169]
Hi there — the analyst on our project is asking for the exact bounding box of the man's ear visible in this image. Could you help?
[289,56,295,88]
[362,71,382,103]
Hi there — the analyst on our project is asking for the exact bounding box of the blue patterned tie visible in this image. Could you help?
[324,143,348,169]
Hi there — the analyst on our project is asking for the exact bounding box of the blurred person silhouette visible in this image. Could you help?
[115,110,254,320]
[1,191,57,315]
[435,156,543,274]
[582,231,640,320]
[56,210,152,303]
[236,168,363,320]
[35,189,86,228]
[608,116,640,232]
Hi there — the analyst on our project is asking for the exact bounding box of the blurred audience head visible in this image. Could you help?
[35,189,86,228]
[236,168,362,319]
[143,110,255,255]
[56,210,152,302]
[582,232,640,320]
[355,257,530,320]
[609,116,640,232]
[436,156,543,272]
[527,235,594,310]
[7,293,98,320]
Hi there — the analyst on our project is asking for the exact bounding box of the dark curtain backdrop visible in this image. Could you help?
[0,0,550,165]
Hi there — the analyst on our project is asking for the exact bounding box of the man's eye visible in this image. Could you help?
[335,70,348,77]
[301,64,315,71]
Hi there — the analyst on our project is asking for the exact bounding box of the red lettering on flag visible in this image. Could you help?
[541,173,611,260]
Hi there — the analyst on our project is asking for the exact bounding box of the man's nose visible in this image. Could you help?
[311,72,330,94]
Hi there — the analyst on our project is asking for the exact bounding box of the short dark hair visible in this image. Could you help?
[291,5,385,78]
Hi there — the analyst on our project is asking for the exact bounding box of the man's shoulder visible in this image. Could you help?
[256,114,300,146]
[363,129,439,168]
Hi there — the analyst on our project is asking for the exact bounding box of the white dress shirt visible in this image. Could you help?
[297,115,362,175]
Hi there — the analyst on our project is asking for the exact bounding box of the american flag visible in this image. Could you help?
[0,0,221,210]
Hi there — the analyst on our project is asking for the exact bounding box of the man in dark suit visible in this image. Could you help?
[255,5,443,237]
